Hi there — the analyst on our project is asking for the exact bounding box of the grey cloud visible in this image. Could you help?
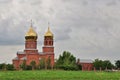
[0,0,120,63]
[0,0,12,3]
[106,0,120,6]
[106,1,117,6]
[0,18,28,45]
[54,26,72,41]
[18,0,42,4]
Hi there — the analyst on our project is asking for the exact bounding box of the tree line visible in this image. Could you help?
[55,51,120,71]
[0,51,120,71]
[0,63,14,70]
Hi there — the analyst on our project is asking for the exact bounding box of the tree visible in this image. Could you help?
[0,64,3,70]
[30,61,36,70]
[6,64,14,70]
[115,60,120,69]
[102,60,114,70]
[39,58,45,69]
[0,63,14,71]
[20,60,26,70]
[46,57,51,69]
[26,65,32,70]
[76,59,82,70]
[93,59,103,70]
[2,63,7,71]
[0,63,7,70]
[56,51,77,70]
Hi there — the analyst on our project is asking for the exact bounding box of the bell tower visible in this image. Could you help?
[43,25,54,68]
[24,22,38,54]
[43,27,54,53]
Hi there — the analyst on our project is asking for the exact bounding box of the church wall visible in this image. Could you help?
[43,47,54,53]
[80,63,93,71]
[45,54,54,67]
[17,54,25,59]
[26,54,39,65]
[13,60,19,70]
[25,40,37,49]
[24,50,38,54]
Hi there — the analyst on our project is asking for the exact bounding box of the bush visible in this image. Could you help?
[26,65,32,70]
[6,64,14,70]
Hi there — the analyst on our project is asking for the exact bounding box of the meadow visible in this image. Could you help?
[0,70,120,80]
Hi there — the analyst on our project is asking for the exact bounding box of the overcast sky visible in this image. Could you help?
[0,0,120,63]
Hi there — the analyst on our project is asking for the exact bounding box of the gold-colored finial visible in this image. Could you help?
[48,22,50,31]
[31,19,33,27]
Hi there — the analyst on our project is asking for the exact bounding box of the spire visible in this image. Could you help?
[48,22,50,27]
[31,19,33,27]
[48,22,50,32]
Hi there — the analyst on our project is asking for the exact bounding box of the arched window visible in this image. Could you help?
[49,41,51,45]
[51,41,53,45]
[45,41,47,45]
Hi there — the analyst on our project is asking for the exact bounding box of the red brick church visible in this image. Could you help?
[13,23,54,70]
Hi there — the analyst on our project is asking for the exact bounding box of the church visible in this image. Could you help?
[12,23,54,70]
[12,22,93,71]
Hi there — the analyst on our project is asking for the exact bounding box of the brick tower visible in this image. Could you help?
[24,24,39,65]
[25,25,38,54]
[43,27,54,68]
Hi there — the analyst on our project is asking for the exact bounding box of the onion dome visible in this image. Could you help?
[44,27,53,37]
[25,25,37,40]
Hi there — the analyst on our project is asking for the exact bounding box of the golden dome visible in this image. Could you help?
[44,27,53,37]
[25,26,37,37]
[25,26,37,40]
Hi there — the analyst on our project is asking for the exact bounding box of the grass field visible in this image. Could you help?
[0,70,120,80]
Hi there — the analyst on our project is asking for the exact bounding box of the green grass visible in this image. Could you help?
[0,70,120,80]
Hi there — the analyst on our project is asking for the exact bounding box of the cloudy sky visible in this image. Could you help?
[0,0,120,63]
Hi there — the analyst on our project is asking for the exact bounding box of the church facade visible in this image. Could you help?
[13,24,54,70]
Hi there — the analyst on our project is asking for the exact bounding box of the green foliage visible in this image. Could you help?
[6,64,14,70]
[39,57,52,70]
[0,63,7,70]
[76,64,82,70]
[39,58,45,69]
[0,63,4,70]
[115,60,120,69]
[102,60,114,70]
[26,65,32,70]
[93,59,114,70]
[93,59,103,70]
[56,51,77,70]
[30,61,36,70]
[20,60,26,70]
[0,63,14,71]
[46,57,51,69]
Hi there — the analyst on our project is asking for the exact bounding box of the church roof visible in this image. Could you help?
[17,51,25,54]
[13,57,18,60]
[25,21,38,40]
[25,49,38,50]
[25,26,37,37]
[21,56,27,60]
[80,59,93,63]
[44,27,53,37]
